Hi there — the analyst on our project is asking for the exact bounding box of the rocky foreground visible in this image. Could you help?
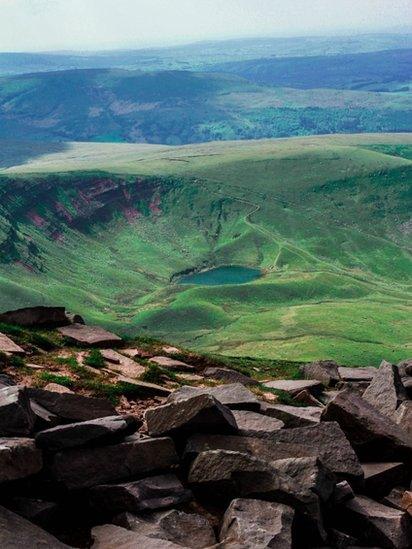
[0,307,411,548]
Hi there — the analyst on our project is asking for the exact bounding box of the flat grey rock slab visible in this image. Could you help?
[232,410,284,437]
[0,306,71,328]
[101,349,145,378]
[263,379,323,396]
[168,383,261,411]
[338,366,376,382]
[301,360,340,386]
[361,462,406,498]
[117,376,172,397]
[58,323,121,347]
[149,356,194,371]
[0,332,25,355]
[0,504,70,548]
[203,367,258,386]
[261,403,322,428]
[92,524,182,549]
[0,437,42,483]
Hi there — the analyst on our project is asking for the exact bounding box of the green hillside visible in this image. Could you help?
[0,134,411,365]
[0,67,410,144]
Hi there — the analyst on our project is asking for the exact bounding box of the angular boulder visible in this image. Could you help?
[92,524,182,549]
[363,360,407,419]
[145,394,237,438]
[51,435,178,489]
[398,359,412,377]
[263,379,323,397]
[115,509,216,548]
[394,401,412,438]
[260,403,322,428]
[0,332,25,355]
[0,386,35,436]
[340,495,412,549]
[35,415,139,452]
[101,349,145,378]
[90,474,192,515]
[337,366,376,382]
[220,498,294,548]
[322,389,412,462]
[301,360,340,386]
[149,356,194,372]
[0,306,71,328]
[203,367,258,386]
[28,388,117,422]
[292,389,324,407]
[361,462,406,499]
[0,504,69,548]
[58,323,122,347]
[232,410,284,437]
[167,383,261,411]
[0,437,42,483]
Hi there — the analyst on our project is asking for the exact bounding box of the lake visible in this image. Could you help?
[178,265,262,286]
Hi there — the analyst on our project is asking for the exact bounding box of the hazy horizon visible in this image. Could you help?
[0,0,410,53]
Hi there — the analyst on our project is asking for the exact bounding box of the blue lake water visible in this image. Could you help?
[178,265,262,286]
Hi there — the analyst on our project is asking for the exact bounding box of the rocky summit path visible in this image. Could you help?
[0,306,411,548]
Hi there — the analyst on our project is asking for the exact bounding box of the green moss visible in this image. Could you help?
[39,372,74,389]
[84,349,105,369]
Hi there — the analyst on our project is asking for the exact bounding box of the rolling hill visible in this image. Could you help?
[0,67,410,144]
[0,134,411,366]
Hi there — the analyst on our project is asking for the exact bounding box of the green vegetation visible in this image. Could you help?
[84,349,105,369]
[0,134,410,366]
[38,371,75,388]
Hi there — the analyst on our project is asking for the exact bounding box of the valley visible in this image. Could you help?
[0,133,410,366]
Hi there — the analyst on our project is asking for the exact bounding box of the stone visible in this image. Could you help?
[121,348,151,359]
[292,390,324,407]
[101,349,145,378]
[116,376,172,397]
[43,383,73,393]
[8,497,58,528]
[115,509,216,548]
[322,389,412,462]
[0,306,71,328]
[382,487,409,511]
[401,491,412,515]
[203,367,258,386]
[403,377,412,398]
[0,504,69,548]
[92,524,182,548]
[0,386,35,436]
[149,356,194,371]
[220,498,294,548]
[168,383,261,411]
[398,359,412,377]
[35,415,139,452]
[363,360,407,419]
[301,360,340,386]
[145,394,237,438]
[28,388,117,422]
[394,401,412,438]
[30,399,60,430]
[361,462,407,498]
[232,410,284,437]
[340,495,412,549]
[51,435,178,489]
[329,529,360,548]
[331,480,355,505]
[162,346,180,354]
[260,403,322,428]
[0,332,25,355]
[90,475,192,515]
[337,366,376,382]
[263,379,323,397]
[58,323,122,347]
[0,437,42,483]
[0,374,15,388]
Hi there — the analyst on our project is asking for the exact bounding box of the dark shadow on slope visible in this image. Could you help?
[0,140,70,169]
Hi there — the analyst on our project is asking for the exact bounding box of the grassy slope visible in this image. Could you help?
[0,67,410,144]
[0,134,411,366]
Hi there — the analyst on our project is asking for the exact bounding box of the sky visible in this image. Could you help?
[0,0,410,52]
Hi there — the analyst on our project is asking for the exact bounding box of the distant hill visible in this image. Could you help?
[212,49,412,92]
[0,67,410,144]
[0,134,410,365]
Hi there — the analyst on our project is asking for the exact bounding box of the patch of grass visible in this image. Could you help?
[39,371,74,389]
[84,349,105,369]
[28,333,60,351]
[140,363,179,384]
[8,355,25,368]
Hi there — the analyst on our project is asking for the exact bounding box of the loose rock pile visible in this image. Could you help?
[0,311,411,548]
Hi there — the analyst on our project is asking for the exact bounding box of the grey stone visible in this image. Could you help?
[167,383,261,411]
[149,356,194,372]
[292,389,324,407]
[28,388,117,422]
[263,379,323,397]
[92,524,182,548]
[322,389,412,462]
[116,376,172,397]
[340,495,412,549]
[363,360,407,419]
[0,437,42,483]
[0,386,35,436]
[398,359,412,377]
[382,487,409,511]
[232,410,284,437]
[51,435,178,489]
[301,360,340,386]
[58,323,122,347]
[0,332,25,355]
[203,367,258,386]
[145,394,237,438]
[260,403,322,428]
[101,349,145,378]
[0,504,69,548]
[361,462,407,499]
[337,367,376,382]
[8,497,58,528]
[394,401,412,438]
[35,415,139,451]
[220,498,294,548]
[90,474,192,515]
[331,480,355,505]
[0,306,71,328]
